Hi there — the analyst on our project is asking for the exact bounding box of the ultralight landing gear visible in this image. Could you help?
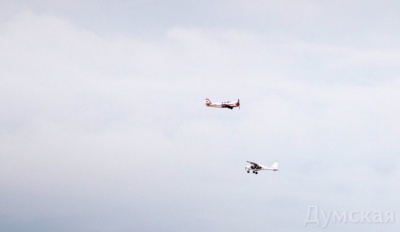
[247,171,250,173]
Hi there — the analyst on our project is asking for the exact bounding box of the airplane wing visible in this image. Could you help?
[221,103,232,108]
[246,161,258,165]
[246,161,261,168]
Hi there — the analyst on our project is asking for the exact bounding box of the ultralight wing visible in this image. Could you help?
[246,161,258,166]
[246,161,262,169]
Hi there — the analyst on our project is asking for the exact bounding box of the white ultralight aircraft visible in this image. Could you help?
[245,161,279,174]
[204,98,240,110]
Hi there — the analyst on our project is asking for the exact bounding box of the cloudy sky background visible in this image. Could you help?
[1,1,400,231]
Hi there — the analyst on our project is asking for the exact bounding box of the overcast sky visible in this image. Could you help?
[1,1,400,231]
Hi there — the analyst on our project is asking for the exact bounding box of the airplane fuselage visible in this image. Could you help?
[204,99,240,110]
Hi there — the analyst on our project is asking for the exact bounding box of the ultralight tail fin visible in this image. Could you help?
[271,162,279,170]
[204,98,211,105]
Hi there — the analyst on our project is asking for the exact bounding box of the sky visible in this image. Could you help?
[1,1,400,231]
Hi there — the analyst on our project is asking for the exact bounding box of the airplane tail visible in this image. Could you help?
[271,162,279,170]
[204,98,211,106]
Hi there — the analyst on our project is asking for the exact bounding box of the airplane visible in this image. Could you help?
[204,98,240,110]
[245,161,279,174]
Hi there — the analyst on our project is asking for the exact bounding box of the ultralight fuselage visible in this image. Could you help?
[245,161,279,174]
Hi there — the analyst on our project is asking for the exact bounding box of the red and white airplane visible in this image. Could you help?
[245,161,279,174]
[204,98,240,110]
